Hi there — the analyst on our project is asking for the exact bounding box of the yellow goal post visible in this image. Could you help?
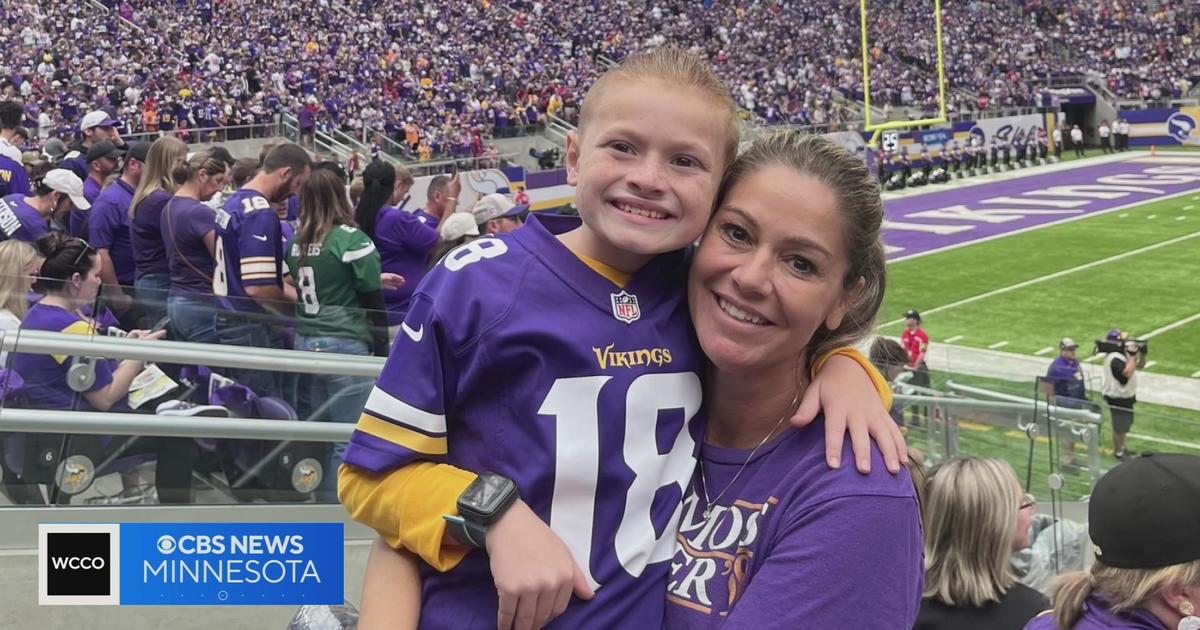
[860,0,948,147]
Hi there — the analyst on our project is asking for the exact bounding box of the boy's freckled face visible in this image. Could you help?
[566,78,730,261]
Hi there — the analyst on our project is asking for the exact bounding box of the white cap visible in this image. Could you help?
[43,169,91,210]
[79,110,118,132]
[471,193,525,224]
[439,212,480,242]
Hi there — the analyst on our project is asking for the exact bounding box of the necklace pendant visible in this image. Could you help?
[703,507,712,520]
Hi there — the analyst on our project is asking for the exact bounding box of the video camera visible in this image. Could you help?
[1094,336,1149,368]
[529,147,561,170]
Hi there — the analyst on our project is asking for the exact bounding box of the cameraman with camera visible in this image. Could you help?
[1102,331,1140,460]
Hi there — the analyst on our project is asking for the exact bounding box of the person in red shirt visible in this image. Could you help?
[901,309,931,424]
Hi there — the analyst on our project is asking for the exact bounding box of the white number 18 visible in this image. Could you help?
[538,372,701,590]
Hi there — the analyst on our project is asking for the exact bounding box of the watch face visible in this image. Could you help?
[462,474,516,522]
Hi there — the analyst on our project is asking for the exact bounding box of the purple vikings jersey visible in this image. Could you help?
[0,193,49,243]
[214,189,284,311]
[344,216,704,629]
[665,418,923,629]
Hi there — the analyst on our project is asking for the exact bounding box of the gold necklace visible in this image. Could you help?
[699,392,799,520]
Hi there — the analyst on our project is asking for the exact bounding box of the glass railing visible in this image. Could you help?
[0,275,392,507]
[895,368,1200,503]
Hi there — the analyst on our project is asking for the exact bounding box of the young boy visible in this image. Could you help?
[340,49,899,629]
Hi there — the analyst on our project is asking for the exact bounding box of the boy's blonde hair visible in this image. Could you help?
[921,457,1022,608]
[579,47,740,168]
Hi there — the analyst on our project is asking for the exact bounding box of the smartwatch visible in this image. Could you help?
[443,473,519,549]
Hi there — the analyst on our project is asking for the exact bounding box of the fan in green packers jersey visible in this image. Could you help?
[286,167,389,501]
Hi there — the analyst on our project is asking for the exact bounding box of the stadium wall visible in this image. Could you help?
[1123,107,1200,147]
[403,112,1061,214]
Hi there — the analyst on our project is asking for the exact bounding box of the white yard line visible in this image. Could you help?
[880,231,1200,327]
[1137,313,1200,340]
[1144,361,1158,369]
[1035,347,1055,356]
[1128,432,1200,450]
[944,335,965,343]
[1192,370,1200,378]
[988,341,1010,349]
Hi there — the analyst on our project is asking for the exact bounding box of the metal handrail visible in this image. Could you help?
[0,408,352,442]
[894,392,1101,421]
[943,381,1102,423]
[120,123,281,145]
[2,330,384,377]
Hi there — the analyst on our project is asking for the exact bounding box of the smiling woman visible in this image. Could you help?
[668,131,922,628]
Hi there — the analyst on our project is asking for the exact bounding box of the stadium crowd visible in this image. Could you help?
[3,0,1198,163]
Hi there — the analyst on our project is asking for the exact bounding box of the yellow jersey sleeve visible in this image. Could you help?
[811,347,894,409]
[338,462,477,572]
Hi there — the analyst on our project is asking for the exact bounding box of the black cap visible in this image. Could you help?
[86,141,124,163]
[126,141,153,164]
[1089,454,1200,569]
[904,309,921,322]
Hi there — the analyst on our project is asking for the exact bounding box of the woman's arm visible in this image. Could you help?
[81,329,166,411]
[719,495,923,630]
[358,538,421,630]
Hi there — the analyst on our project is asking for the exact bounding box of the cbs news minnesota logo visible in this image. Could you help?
[38,523,342,606]
[39,524,121,605]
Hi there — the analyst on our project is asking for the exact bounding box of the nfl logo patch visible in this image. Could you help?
[610,291,641,324]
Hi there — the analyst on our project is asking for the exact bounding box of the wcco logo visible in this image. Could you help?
[39,524,121,605]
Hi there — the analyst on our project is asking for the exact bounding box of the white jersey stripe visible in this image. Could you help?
[364,386,447,435]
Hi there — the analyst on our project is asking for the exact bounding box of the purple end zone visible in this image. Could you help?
[883,157,1200,260]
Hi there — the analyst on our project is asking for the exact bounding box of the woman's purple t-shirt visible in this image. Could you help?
[161,196,216,296]
[665,416,924,629]
[374,206,438,325]
[130,189,173,279]
[1023,596,1168,630]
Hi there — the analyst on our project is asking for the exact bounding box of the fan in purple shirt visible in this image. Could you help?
[89,141,153,326]
[349,130,911,628]
[162,150,232,344]
[212,143,310,396]
[0,102,31,198]
[352,162,451,327]
[0,169,89,244]
[129,137,188,328]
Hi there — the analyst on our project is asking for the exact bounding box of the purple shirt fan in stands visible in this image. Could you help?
[161,197,217,295]
[88,178,136,285]
[1046,355,1088,408]
[0,149,31,198]
[12,303,124,413]
[666,417,924,629]
[373,206,438,324]
[129,189,173,279]
[344,216,704,629]
[0,194,49,243]
[214,189,285,312]
[72,177,105,238]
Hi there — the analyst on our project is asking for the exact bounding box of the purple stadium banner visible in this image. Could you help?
[1123,107,1200,147]
[884,156,1200,261]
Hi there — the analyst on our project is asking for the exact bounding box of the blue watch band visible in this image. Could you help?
[443,514,488,549]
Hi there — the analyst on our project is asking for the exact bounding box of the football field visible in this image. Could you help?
[875,151,1200,498]
[878,153,1200,379]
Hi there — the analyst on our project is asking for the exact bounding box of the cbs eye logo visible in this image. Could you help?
[39,524,120,605]
[156,535,176,554]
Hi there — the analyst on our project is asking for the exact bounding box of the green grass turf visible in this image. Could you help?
[905,370,1200,501]
[880,191,1200,377]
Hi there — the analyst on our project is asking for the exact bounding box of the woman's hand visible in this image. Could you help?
[792,353,907,475]
[126,329,167,341]
[485,499,594,630]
